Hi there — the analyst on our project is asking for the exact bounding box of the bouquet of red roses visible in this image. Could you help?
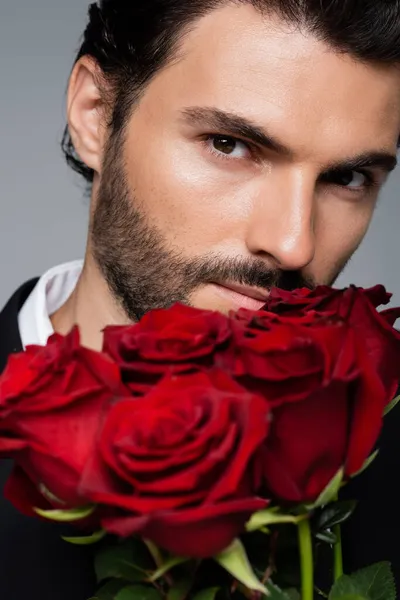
[0,285,399,600]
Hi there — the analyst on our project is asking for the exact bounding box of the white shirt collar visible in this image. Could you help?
[18,260,84,349]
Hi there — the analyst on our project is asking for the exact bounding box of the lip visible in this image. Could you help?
[212,282,269,311]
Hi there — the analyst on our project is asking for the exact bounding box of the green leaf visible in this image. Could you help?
[130,538,159,571]
[215,539,267,594]
[91,579,128,600]
[143,540,164,568]
[259,527,271,535]
[351,451,379,479]
[328,575,365,599]
[34,504,96,522]
[191,588,220,600]
[95,544,149,584]
[265,581,295,599]
[115,585,162,600]
[149,556,189,582]
[350,562,396,600]
[284,590,301,600]
[62,530,106,546]
[315,501,357,532]
[384,394,400,416]
[315,530,337,545]
[310,469,344,509]
[329,596,365,600]
[334,596,366,600]
[329,562,396,600]
[167,577,193,600]
[246,508,306,532]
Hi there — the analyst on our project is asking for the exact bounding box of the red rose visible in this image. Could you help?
[265,284,392,316]
[79,370,269,558]
[230,309,398,503]
[261,345,387,503]
[230,309,347,405]
[265,285,400,397]
[103,303,233,394]
[0,328,127,515]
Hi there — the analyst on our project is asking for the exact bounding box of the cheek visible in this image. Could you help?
[312,199,375,282]
[123,119,255,256]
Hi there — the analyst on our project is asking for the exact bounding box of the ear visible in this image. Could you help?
[67,56,106,175]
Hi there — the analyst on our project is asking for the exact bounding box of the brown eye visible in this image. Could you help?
[208,135,250,159]
[212,135,237,154]
[321,169,370,189]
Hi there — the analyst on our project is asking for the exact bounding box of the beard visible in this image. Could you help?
[91,139,315,322]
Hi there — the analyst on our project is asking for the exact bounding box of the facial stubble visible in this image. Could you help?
[91,138,316,322]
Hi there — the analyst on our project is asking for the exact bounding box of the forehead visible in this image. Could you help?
[144,3,400,159]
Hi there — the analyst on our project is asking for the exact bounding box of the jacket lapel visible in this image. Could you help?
[0,279,38,372]
[0,281,97,600]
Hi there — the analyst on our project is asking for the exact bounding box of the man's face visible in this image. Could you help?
[91,4,400,320]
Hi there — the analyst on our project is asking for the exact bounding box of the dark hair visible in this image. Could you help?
[62,0,400,184]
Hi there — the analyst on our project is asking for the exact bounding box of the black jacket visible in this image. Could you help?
[0,281,96,600]
[341,396,400,581]
[0,282,399,598]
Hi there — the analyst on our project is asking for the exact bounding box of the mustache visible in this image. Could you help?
[181,255,315,293]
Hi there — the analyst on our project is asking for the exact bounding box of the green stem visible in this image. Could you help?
[332,491,344,582]
[298,518,314,600]
[333,524,343,581]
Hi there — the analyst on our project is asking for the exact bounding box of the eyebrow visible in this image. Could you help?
[181,106,398,174]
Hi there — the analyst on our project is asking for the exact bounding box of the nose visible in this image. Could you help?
[245,167,316,271]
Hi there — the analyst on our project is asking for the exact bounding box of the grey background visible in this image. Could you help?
[0,1,399,307]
